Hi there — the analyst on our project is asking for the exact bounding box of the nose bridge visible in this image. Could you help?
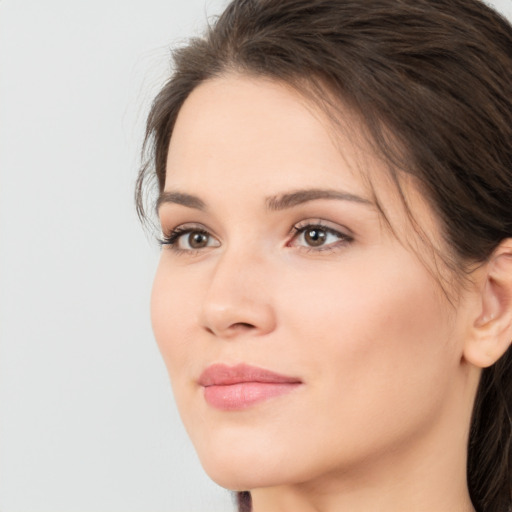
[199,242,276,337]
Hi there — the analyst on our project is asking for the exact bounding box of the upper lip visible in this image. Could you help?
[198,363,302,387]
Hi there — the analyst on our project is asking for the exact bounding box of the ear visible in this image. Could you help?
[464,239,512,368]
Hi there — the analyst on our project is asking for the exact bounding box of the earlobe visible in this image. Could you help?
[464,239,512,369]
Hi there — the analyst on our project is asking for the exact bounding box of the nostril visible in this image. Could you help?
[231,322,256,331]
[203,322,255,337]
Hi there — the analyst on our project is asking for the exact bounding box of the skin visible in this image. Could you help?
[151,74,494,512]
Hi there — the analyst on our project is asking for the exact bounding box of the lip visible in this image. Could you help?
[199,363,302,411]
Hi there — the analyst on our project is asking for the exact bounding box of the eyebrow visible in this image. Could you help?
[265,188,372,211]
[156,191,206,212]
[156,187,372,213]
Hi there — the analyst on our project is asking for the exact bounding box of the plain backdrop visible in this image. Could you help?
[1,1,511,511]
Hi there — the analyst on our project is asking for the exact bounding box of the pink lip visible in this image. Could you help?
[199,363,302,411]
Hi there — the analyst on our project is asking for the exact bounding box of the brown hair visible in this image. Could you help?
[136,1,512,510]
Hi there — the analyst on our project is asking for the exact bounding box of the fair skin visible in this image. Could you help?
[151,74,512,512]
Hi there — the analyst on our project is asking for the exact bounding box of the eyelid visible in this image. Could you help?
[291,218,353,236]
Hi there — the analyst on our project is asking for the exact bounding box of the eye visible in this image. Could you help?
[289,222,352,251]
[159,225,220,252]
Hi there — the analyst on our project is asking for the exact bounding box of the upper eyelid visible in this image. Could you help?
[161,222,216,236]
[291,219,354,236]
[158,223,209,244]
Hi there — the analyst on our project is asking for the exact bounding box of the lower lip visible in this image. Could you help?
[203,382,301,411]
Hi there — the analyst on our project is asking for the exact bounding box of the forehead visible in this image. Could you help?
[165,74,377,198]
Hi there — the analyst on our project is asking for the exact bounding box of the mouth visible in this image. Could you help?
[198,363,302,411]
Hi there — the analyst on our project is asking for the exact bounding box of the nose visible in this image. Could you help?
[199,249,277,339]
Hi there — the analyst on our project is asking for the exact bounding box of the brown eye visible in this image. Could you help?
[188,231,210,248]
[304,228,327,247]
[290,223,352,251]
[160,226,220,252]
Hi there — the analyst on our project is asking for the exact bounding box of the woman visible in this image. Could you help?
[136,1,512,511]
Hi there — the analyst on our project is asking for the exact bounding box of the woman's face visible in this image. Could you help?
[152,75,475,491]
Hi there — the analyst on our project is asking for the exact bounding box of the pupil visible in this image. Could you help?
[305,228,326,246]
[189,232,208,248]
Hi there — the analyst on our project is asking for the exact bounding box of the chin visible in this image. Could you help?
[199,458,261,490]
[193,435,298,491]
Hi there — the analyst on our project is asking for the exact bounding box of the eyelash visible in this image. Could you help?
[158,225,212,253]
[158,221,353,255]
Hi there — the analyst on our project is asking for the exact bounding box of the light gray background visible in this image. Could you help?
[1,1,511,511]
[0,1,232,511]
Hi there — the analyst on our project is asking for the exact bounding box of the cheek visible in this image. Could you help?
[283,250,452,361]
[279,252,458,448]
[150,259,198,379]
